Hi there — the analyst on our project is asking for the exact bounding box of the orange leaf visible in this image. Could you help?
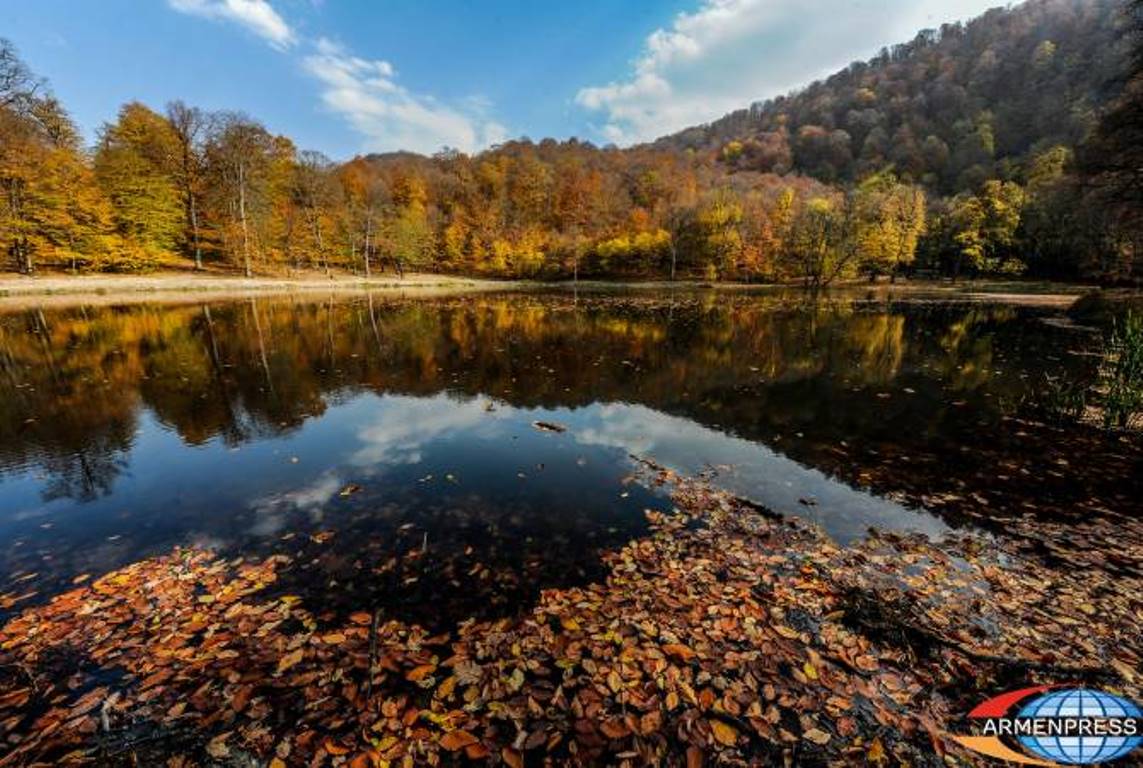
[324,738,351,755]
[440,730,479,751]
[406,664,436,682]
[465,742,490,760]
[600,718,630,739]
[349,751,379,768]
[663,643,697,663]
[710,720,738,747]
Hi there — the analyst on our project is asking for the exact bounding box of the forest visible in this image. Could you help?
[1,0,1140,284]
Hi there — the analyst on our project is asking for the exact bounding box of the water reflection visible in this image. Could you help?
[0,291,1130,623]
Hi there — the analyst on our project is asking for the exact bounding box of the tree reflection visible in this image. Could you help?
[0,293,1105,517]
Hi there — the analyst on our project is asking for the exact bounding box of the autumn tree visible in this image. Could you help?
[854,172,926,280]
[386,172,433,276]
[166,101,208,269]
[1082,0,1143,280]
[293,150,338,275]
[204,113,277,277]
[338,157,389,276]
[95,102,183,263]
[1,42,111,273]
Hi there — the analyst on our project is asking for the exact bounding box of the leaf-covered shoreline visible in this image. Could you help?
[1,465,1138,767]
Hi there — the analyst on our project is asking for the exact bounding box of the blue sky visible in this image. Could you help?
[5,0,1002,159]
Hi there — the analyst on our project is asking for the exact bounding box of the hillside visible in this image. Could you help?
[656,0,1126,193]
[1,0,1139,283]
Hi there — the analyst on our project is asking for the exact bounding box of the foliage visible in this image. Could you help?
[1099,311,1143,428]
[662,0,1124,192]
[94,102,183,257]
[1081,0,1143,274]
[0,0,1140,282]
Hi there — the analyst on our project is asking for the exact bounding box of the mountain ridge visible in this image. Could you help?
[651,0,1126,192]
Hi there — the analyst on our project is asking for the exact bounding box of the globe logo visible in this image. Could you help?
[952,685,1143,765]
[1017,689,1142,765]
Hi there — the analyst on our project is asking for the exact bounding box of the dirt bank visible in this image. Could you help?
[0,272,1089,310]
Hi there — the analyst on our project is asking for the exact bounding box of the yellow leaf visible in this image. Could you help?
[867,736,887,764]
[436,675,458,699]
[803,727,831,745]
[276,648,304,674]
[774,624,800,640]
[710,719,738,747]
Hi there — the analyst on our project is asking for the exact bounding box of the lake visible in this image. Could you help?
[0,288,1133,630]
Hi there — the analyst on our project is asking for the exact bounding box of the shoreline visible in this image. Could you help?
[0,271,1094,309]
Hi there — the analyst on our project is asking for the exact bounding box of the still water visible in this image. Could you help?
[0,290,1118,626]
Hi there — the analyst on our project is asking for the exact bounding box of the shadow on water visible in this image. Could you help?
[0,290,1139,626]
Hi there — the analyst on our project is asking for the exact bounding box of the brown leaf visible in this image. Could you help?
[323,738,352,756]
[465,742,490,759]
[440,730,479,751]
[662,643,697,663]
[600,718,630,739]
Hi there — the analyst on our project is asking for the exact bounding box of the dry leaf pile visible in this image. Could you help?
[1,467,1139,767]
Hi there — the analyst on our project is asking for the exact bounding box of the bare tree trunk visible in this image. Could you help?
[190,193,202,270]
[238,161,252,278]
[310,212,329,276]
[363,215,372,278]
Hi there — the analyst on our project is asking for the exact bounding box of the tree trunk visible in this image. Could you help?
[363,218,372,278]
[311,213,329,277]
[238,161,251,279]
[249,299,274,395]
[190,193,202,270]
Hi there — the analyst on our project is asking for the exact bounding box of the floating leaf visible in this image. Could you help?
[710,720,738,747]
[439,730,479,751]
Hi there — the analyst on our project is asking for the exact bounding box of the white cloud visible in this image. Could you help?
[304,37,508,155]
[351,393,506,467]
[168,0,296,49]
[575,0,1001,145]
[249,471,343,536]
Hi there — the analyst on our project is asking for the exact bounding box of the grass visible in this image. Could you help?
[1100,311,1143,429]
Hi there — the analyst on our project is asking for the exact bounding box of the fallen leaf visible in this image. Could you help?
[710,719,738,747]
[440,730,479,751]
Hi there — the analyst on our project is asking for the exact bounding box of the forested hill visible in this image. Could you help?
[656,0,1125,193]
[1,0,1139,283]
